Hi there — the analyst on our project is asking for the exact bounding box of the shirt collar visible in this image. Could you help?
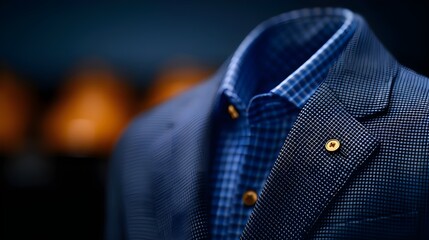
[217,8,357,112]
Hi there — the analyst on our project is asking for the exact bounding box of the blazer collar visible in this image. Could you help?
[241,14,399,239]
[323,14,398,119]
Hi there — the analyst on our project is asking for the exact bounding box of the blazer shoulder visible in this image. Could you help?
[117,75,220,152]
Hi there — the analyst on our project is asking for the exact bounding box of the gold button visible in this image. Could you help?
[242,190,258,206]
[325,139,340,152]
[227,104,239,120]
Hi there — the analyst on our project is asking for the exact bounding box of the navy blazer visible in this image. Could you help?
[106,12,429,239]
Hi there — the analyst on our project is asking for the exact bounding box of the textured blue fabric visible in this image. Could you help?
[106,8,429,240]
[209,8,356,239]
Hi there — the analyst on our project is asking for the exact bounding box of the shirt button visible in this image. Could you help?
[325,139,340,152]
[242,190,258,206]
[227,104,239,120]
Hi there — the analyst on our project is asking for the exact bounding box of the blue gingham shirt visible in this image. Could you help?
[209,8,357,239]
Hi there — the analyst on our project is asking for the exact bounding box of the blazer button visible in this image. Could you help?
[227,104,239,119]
[325,139,340,152]
[242,190,258,206]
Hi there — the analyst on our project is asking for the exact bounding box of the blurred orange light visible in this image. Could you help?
[41,67,135,156]
[0,70,35,154]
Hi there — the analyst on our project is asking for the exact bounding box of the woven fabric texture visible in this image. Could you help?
[106,8,429,240]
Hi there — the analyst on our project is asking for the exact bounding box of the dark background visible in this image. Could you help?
[1,1,428,239]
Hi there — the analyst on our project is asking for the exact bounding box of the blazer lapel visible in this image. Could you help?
[241,84,379,239]
[242,15,398,239]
